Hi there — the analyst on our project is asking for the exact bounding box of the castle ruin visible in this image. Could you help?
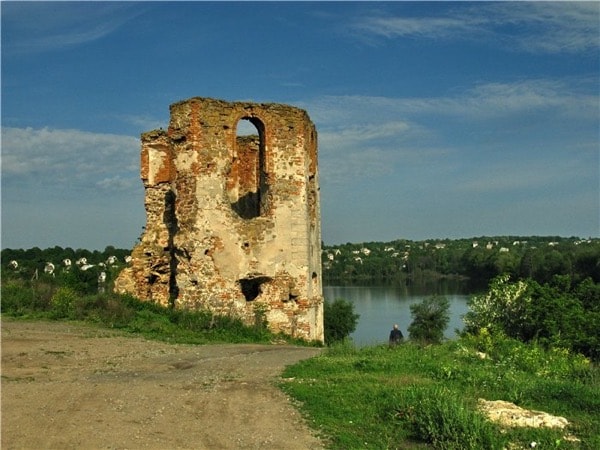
[115,97,324,342]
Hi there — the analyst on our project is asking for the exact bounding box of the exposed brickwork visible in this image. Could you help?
[115,97,324,342]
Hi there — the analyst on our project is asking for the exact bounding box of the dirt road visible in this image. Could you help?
[1,319,325,449]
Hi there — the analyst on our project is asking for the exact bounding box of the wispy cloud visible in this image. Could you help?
[354,15,484,40]
[302,76,598,185]
[351,2,599,54]
[484,2,600,53]
[319,121,413,146]
[2,127,139,193]
[456,79,598,119]
[306,78,598,123]
[2,2,145,54]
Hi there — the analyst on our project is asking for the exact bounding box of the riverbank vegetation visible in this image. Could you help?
[280,271,600,448]
[280,335,599,449]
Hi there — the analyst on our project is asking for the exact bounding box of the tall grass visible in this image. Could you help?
[0,277,314,346]
[280,339,599,449]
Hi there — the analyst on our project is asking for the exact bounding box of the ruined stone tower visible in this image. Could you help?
[115,97,324,342]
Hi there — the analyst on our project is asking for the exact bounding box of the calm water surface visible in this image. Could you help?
[323,285,471,347]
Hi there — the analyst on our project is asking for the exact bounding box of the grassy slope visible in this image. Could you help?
[280,339,599,450]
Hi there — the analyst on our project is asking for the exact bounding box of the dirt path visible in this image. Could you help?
[1,319,326,449]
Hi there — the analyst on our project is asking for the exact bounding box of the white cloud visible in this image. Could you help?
[319,121,413,147]
[460,79,599,119]
[485,2,600,53]
[351,2,599,54]
[303,76,598,187]
[2,2,145,54]
[305,78,597,123]
[355,16,483,40]
[2,127,139,192]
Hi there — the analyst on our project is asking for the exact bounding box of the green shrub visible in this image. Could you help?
[167,307,213,331]
[396,386,504,449]
[463,274,530,337]
[463,275,600,361]
[128,309,176,335]
[407,295,450,344]
[1,279,36,314]
[1,277,61,316]
[98,295,135,327]
[325,339,359,357]
[49,286,79,319]
[324,298,359,345]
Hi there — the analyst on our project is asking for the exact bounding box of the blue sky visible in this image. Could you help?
[2,1,599,250]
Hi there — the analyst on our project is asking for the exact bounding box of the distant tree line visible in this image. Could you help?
[322,236,600,287]
[3,237,598,291]
[2,246,131,270]
[1,246,131,294]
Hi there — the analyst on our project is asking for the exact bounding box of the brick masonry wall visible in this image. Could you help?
[115,97,324,342]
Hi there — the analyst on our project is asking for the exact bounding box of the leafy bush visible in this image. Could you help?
[1,279,37,314]
[324,298,359,344]
[463,274,529,337]
[397,386,504,449]
[96,295,135,327]
[464,275,600,361]
[49,286,79,319]
[407,295,450,344]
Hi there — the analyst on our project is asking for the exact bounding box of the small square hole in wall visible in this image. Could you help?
[239,276,272,301]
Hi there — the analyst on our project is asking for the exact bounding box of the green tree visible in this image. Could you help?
[407,295,450,344]
[463,275,600,360]
[463,275,530,337]
[324,298,360,344]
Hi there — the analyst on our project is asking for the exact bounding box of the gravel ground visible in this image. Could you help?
[1,319,325,449]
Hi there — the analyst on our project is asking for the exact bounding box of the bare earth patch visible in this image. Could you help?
[1,319,325,449]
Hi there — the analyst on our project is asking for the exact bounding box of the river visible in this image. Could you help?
[323,284,472,347]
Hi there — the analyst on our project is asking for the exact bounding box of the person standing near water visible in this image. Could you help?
[389,324,403,346]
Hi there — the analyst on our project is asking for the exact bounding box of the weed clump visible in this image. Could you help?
[396,386,504,449]
[0,278,313,346]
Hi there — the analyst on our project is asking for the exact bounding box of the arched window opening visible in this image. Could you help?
[229,117,267,219]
